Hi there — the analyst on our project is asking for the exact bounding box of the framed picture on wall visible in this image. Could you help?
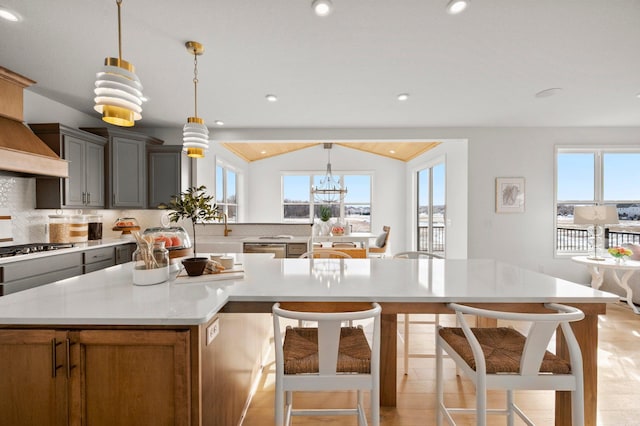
[495,177,525,213]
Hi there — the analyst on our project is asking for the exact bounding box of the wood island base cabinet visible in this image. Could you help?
[0,313,271,426]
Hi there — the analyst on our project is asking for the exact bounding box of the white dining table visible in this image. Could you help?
[311,232,377,253]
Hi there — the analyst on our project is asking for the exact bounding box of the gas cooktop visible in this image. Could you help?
[0,243,75,258]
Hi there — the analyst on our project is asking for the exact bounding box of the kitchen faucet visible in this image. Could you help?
[222,213,232,237]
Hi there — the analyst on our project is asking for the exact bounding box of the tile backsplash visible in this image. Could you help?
[0,176,166,244]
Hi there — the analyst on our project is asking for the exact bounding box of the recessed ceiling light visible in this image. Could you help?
[446,0,469,15]
[389,150,396,154]
[311,0,333,17]
[397,93,409,101]
[0,6,21,22]
[266,94,278,102]
[261,150,267,155]
[214,120,224,126]
[535,88,563,98]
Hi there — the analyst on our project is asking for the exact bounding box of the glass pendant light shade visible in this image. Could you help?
[94,57,143,127]
[94,1,143,127]
[183,117,209,158]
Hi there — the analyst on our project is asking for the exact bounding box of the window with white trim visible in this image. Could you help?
[555,147,640,255]
[216,164,238,222]
[282,173,371,232]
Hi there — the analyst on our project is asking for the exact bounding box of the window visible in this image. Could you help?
[555,148,640,255]
[417,162,445,254]
[216,164,238,222]
[282,173,371,232]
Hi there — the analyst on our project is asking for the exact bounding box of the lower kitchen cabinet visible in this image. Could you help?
[0,329,67,426]
[71,329,190,426]
[0,328,190,426]
[0,313,272,426]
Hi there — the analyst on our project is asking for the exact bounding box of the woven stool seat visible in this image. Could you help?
[439,327,571,374]
[283,327,371,374]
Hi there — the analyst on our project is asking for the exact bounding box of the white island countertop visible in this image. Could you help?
[0,256,618,326]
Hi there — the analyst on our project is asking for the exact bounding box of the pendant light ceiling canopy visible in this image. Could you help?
[311,143,347,203]
[182,41,209,159]
[94,0,144,127]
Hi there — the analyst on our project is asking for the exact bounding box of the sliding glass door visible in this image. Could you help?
[417,163,445,254]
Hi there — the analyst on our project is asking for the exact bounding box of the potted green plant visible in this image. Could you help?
[165,185,222,276]
[319,205,332,222]
[317,205,332,236]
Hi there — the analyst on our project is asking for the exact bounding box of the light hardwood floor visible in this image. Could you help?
[242,302,640,425]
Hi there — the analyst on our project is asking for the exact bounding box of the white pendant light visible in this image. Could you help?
[182,41,209,158]
[94,0,144,127]
[311,143,347,203]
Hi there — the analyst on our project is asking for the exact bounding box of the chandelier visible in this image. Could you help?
[311,143,347,203]
[93,0,144,127]
[182,41,209,158]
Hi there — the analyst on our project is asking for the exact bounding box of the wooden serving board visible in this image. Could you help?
[174,269,244,284]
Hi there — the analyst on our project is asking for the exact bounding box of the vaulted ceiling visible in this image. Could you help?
[220,141,441,162]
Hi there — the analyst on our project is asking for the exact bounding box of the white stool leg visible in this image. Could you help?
[506,389,514,426]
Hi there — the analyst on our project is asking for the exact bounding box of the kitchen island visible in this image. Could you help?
[0,255,618,426]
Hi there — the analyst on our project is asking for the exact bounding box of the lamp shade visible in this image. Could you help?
[573,205,619,225]
[182,117,209,158]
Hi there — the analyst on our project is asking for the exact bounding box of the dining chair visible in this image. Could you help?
[436,302,585,426]
[368,226,390,258]
[272,302,382,426]
[299,250,352,258]
[393,251,444,374]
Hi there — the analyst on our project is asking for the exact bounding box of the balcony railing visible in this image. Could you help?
[418,225,445,253]
[419,225,639,255]
[557,227,640,252]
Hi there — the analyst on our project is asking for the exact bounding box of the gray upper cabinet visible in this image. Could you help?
[29,123,106,209]
[82,127,163,209]
[147,145,188,208]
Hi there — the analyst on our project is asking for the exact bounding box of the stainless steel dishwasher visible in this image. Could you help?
[242,243,287,258]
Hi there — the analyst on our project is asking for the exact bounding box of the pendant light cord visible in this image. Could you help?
[193,54,199,118]
[116,0,123,60]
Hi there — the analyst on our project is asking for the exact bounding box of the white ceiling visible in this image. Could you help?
[1,0,639,129]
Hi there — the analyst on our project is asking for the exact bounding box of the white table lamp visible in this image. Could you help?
[573,205,619,261]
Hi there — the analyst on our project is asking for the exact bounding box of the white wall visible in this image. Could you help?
[213,126,640,285]
[243,143,407,254]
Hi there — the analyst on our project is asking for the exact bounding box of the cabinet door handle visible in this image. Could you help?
[51,339,64,378]
[87,192,91,204]
[66,338,77,378]
[82,192,86,205]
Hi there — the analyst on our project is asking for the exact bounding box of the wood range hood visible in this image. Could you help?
[0,67,68,178]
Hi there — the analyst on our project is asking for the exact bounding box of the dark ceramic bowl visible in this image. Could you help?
[182,257,208,276]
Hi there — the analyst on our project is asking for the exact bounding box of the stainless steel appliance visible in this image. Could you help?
[0,243,74,258]
[243,243,286,258]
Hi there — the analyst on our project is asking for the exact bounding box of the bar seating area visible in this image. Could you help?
[243,303,638,425]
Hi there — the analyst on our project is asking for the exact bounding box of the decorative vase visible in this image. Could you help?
[318,220,330,236]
